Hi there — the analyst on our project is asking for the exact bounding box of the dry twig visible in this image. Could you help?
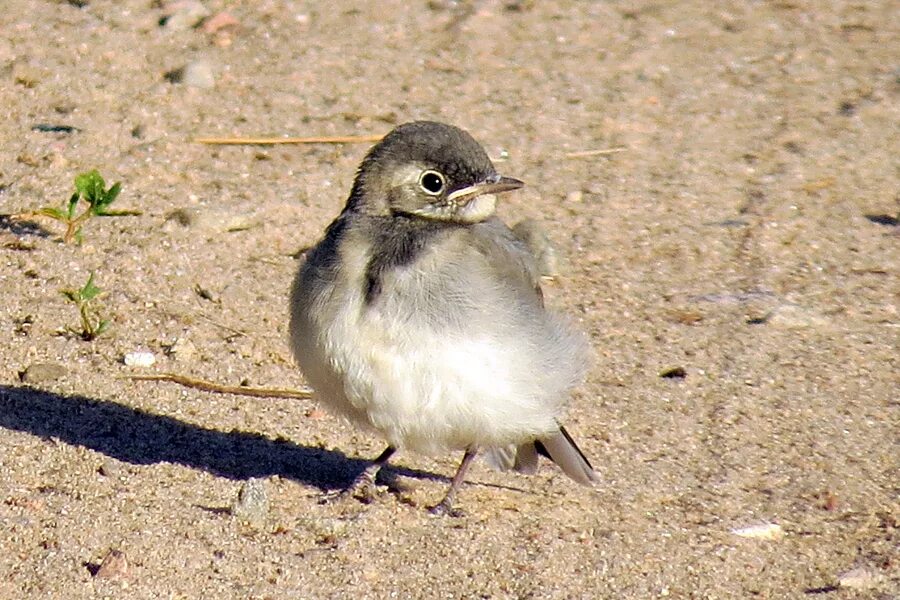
[564,147,627,158]
[194,134,383,145]
[130,372,314,400]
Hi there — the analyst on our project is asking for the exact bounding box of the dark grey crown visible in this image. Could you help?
[347,121,498,210]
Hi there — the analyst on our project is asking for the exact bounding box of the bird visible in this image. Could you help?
[289,121,598,515]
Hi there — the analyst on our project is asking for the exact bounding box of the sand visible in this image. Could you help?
[0,1,897,598]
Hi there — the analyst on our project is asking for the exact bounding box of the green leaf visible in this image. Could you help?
[37,207,68,220]
[80,272,101,301]
[103,181,122,205]
[95,319,110,336]
[67,192,81,219]
[74,170,105,204]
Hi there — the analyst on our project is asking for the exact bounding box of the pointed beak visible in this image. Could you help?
[447,175,524,204]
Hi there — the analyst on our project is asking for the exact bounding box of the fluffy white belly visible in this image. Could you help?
[314,298,561,454]
[290,222,587,455]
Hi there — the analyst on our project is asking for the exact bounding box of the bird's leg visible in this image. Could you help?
[429,447,478,517]
[321,445,396,504]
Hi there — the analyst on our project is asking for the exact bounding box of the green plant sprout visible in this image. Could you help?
[38,170,140,243]
[61,272,110,340]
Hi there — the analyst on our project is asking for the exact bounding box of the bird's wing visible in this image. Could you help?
[470,217,545,305]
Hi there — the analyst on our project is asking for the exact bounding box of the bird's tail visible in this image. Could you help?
[485,426,599,486]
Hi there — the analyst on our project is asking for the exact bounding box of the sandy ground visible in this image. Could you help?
[1,1,898,598]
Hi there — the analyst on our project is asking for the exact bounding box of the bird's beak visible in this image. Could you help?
[447,175,524,205]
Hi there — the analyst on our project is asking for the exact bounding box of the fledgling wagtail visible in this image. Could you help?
[290,121,598,515]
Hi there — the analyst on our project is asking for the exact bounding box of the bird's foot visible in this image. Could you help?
[427,499,465,518]
[319,468,382,505]
[426,448,476,517]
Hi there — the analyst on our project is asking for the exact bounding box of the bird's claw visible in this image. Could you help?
[427,501,465,518]
[319,473,382,505]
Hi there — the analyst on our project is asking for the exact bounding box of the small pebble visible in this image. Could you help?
[98,459,123,478]
[764,304,830,329]
[306,408,328,419]
[20,362,68,383]
[659,366,687,379]
[201,11,239,34]
[94,549,129,580]
[837,566,884,590]
[584,182,606,195]
[296,515,350,544]
[164,207,257,233]
[731,522,784,540]
[123,351,156,368]
[181,59,215,88]
[565,190,583,203]
[232,478,269,528]
[165,60,216,89]
[161,0,210,31]
[222,214,258,232]
[166,337,198,362]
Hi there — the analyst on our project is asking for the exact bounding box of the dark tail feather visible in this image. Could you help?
[533,426,599,486]
[484,426,598,485]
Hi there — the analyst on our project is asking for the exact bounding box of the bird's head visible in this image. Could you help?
[347,121,523,224]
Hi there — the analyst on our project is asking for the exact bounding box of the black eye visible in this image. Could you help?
[419,170,445,195]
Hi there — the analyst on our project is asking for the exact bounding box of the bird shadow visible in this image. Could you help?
[0,384,443,491]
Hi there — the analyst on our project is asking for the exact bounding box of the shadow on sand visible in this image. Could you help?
[0,384,441,491]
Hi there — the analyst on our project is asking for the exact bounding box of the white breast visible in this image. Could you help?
[290,224,589,455]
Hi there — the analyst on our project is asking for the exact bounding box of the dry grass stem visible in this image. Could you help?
[194,134,384,145]
[130,372,314,400]
[564,147,627,158]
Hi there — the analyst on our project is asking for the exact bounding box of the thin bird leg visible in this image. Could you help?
[429,447,478,516]
[321,445,396,504]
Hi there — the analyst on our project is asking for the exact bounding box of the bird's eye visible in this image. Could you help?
[419,170,445,195]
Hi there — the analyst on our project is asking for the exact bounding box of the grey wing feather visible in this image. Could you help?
[484,443,539,475]
[512,442,540,474]
[470,218,543,302]
[475,219,597,485]
[485,427,598,486]
[535,427,599,486]
[484,446,517,471]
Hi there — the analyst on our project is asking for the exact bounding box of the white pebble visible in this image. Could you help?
[730,522,784,540]
[167,337,197,362]
[162,0,210,31]
[232,479,269,528]
[838,566,884,590]
[124,351,156,368]
[180,59,216,89]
